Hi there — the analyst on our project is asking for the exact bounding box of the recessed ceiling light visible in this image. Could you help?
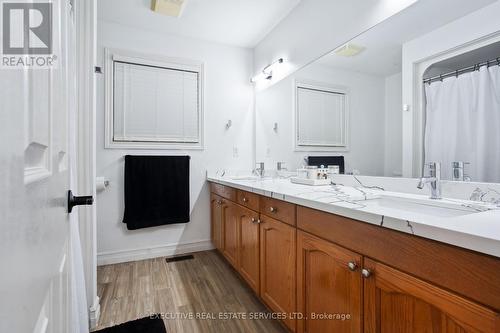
[334,43,366,57]
[151,0,187,18]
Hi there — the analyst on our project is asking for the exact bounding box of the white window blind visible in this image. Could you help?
[113,61,200,144]
[296,86,347,148]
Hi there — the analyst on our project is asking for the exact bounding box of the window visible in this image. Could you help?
[105,49,204,149]
[295,81,349,151]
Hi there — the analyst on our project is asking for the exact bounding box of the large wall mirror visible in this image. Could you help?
[255,0,500,183]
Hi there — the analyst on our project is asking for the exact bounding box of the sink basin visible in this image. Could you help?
[229,175,273,181]
[229,175,260,180]
[373,196,480,218]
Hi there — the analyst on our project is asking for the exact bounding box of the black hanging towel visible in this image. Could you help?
[307,156,345,174]
[123,155,190,230]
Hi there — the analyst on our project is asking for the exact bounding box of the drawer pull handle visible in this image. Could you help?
[348,262,358,272]
[243,197,248,202]
[251,218,261,224]
[361,268,372,278]
[269,206,277,213]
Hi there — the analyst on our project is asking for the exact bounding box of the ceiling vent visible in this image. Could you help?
[334,43,365,57]
[151,0,187,18]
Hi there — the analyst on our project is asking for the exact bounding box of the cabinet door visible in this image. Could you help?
[364,258,500,333]
[297,231,362,333]
[210,194,223,251]
[222,201,239,268]
[237,206,260,293]
[260,215,296,332]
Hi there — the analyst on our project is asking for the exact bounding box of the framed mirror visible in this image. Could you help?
[255,0,500,183]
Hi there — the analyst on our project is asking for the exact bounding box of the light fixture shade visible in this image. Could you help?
[334,43,365,57]
[251,58,284,83]
[151,0,187,17]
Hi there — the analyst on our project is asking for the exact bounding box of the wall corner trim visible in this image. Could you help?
[97,240,214,266]
[88,296,100,329]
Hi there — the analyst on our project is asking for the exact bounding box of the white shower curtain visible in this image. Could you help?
[424,65,500,183]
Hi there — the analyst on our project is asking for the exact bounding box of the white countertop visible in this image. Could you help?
[207,174,500,258]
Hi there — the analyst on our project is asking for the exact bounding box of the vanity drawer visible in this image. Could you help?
[210,183,236,201]
[237,190,260,211]
[260,196,296,226]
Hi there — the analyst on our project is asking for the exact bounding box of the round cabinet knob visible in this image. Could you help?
[243,197,248,202]
[361,268,372,278]
[269,207,277,213]
[251,217,257,223]
[217,200,222,205]
[257,219,262,224]
[347,262,358,271]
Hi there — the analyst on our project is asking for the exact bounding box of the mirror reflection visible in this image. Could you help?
[255,5,500,183]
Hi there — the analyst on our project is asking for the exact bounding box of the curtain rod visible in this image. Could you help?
[423,56,500,85]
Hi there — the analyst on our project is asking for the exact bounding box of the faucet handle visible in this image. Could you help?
[426,162,440,169]
[254,162,265,178]
[425,162,441,178]
[277,162,287,171]
[452,161,470,168]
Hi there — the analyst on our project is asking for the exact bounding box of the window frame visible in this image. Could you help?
[294,79,350,152]
[104,48,204,150]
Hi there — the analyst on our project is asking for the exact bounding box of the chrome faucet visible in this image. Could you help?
[277,162,287,171]
[452,161,470,182]
[254,162,265,178]
[417,162,442,199]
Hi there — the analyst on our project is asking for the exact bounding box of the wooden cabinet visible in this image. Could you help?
[210,194,224,250]
[260,196,296,226]
[222,201,239,267]
[297,231,362,333]
[297,206,500,312]
[237,205,260,293]
[260,215,297,332]
[210,182,236,201]
[363,258,500,333]
[210,183,500,333]
[237,190,260,212]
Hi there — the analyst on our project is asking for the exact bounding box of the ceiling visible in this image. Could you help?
[98,0,301,48]
[317,0,497,77]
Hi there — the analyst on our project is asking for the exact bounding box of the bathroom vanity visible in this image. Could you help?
[208,178,500,333]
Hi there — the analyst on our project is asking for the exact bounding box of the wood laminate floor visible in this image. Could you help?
[94,250,287,333]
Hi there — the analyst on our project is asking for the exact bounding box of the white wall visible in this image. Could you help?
[253,0,417,86]
[384,72,403,177]
[402,1,500,177]
[96,20,254,264]
[256,63,386,176]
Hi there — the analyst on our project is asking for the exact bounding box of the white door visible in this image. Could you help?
[0,0,89,332]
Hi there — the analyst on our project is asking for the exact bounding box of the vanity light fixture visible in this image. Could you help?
[251,58,284,83]
[334,43,365,57]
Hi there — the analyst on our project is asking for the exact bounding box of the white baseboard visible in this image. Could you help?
[88,296,100,329]
[97,240,214,266]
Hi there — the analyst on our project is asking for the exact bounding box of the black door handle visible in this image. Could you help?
[68,190,94,213]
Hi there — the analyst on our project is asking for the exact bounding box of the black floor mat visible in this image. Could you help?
[94,315,166,333]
